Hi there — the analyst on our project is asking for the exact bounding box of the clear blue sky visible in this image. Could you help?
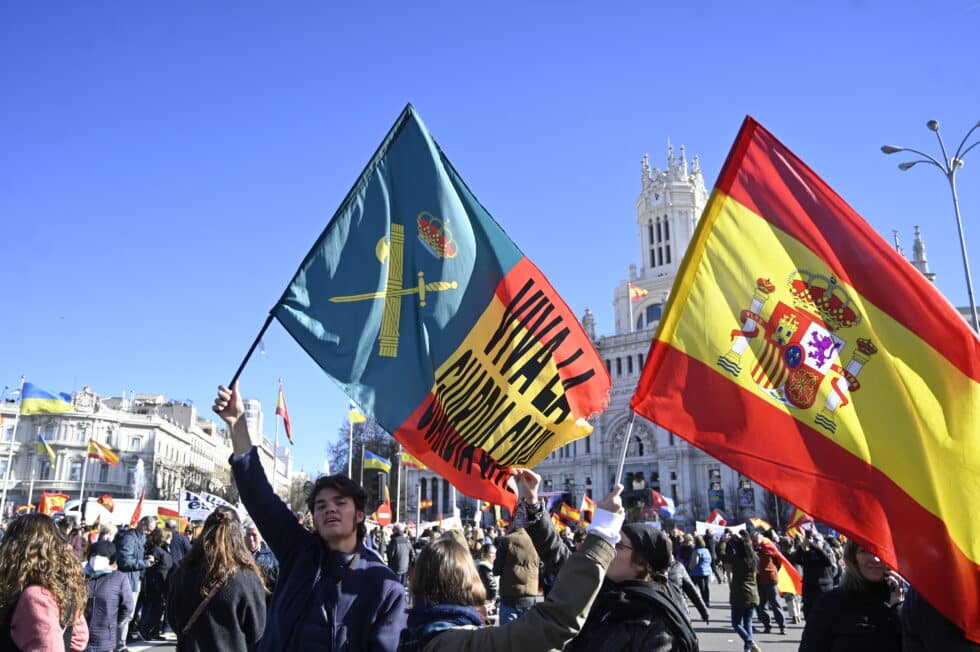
[2,3,978,475]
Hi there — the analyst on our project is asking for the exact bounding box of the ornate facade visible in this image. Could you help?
[536,144,771,528]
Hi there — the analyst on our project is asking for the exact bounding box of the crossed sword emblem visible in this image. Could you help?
[328,224,458,357]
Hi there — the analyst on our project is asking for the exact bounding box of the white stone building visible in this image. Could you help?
[0,386,292,515]
[533,144,773,529]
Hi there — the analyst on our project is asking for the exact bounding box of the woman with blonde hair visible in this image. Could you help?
[0,513,89,650]
[166,506,266,651]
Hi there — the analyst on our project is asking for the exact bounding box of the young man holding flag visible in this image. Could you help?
[214,382,405,652]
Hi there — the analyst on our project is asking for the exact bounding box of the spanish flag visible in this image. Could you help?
[38,491,69,515]
[629,283,649,301]
[420,498,433,509]
[20,383,72,415]
[631,116,980,641]
[276,385,293,444]
[87,439,119,466]
[400,451,426,471]
[558,502,582,524]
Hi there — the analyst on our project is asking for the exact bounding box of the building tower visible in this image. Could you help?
[535,142,772,527]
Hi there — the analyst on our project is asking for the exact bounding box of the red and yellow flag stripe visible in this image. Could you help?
[632,117,980,641]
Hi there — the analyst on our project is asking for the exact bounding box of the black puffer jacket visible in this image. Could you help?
[800,582,901,652]
[525,511,698,652]
[567,578,698,652]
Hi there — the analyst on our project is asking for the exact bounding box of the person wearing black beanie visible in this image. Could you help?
[516,470,700,652]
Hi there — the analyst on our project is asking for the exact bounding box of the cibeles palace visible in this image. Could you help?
[533,144,773,529]
[408,143,941,530]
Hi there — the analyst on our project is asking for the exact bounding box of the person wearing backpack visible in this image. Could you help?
[84,540,135,652]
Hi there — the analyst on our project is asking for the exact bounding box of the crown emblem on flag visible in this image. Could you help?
[417,211,458,259]
[788,270,860,331]
[718,268,877,434]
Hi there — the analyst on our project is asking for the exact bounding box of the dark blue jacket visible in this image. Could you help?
[169,530,192,567]
[85,568,135,652]
[113,527,148,593]
[231,447,406,651]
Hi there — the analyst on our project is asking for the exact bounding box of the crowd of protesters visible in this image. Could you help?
[0,380,972,651]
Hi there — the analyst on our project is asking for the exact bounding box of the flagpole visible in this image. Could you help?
[614,412,637,488]
[416,483,421,532]
[26,448,37,509]
[359,445,364,486]
[628,288,634,333]
[229,314,275,387]
[450,484,457,522]
[0,376,26,517]
[79,441,91,518]
[347,419,354,478]
[273,378,281,496]
[395,444,401,524]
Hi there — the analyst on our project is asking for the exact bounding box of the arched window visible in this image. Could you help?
[616,358,622,375]
[666,245,671,264]
[656,219,662,243]
[664,220,670,241]
[646,304,663,323]
[648,220,654,249]
[627,357,634,374]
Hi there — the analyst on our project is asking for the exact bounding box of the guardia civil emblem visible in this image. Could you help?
[717,271,878,433]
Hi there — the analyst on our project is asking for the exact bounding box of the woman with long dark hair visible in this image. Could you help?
[0,513,89,650]
[139,526,173,640]
[166,507,267,651]
[726,530,760,652]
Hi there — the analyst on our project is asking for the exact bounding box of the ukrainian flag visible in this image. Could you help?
[36,435,56,465]
[348,401,367,424]
[20,383,73,415]
[363,449,391,473]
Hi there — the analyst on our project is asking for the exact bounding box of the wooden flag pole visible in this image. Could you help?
[614,412,637,489]
[229,314,275,387]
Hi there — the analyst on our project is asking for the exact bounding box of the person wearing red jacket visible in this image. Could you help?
[752,531,786,635]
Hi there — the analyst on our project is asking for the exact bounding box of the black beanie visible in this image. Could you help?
[621,523,672,572]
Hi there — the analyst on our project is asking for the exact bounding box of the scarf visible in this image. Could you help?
[398,603,483,651]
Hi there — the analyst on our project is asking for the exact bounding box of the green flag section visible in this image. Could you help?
[273,105,610,510]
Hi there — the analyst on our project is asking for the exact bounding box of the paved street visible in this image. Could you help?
[127,579,803,652]
[693,580,803,652]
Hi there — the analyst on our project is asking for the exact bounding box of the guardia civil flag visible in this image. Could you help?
[272,105,610,510]
[630,116,980,641]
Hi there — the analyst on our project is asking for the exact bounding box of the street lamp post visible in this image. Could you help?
[882,119,980,333]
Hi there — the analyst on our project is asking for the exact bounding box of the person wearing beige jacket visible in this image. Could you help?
[397,474,624,652]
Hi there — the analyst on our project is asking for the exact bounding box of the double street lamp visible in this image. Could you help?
[882,120,980,333]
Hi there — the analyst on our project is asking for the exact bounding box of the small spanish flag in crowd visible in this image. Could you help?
[558,502,582,524]
[419,499,433,510]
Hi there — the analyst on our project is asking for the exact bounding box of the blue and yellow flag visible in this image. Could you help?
[36,435,56,465]
[272,105,610,510]
[20,383,73,415]
[363,449,391,473]
[348,401,367,424]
